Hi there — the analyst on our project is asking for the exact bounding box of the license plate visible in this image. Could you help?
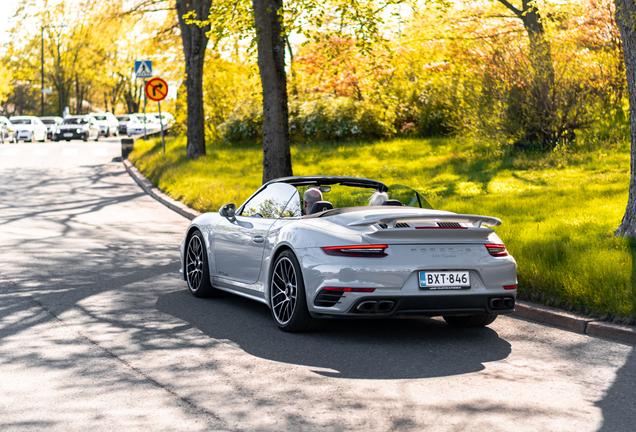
[63,133,73,137]
[419,271,470,290]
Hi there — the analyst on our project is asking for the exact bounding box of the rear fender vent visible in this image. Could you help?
[314,290,344,307]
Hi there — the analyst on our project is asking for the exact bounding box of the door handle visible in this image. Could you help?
[252,236,264,244]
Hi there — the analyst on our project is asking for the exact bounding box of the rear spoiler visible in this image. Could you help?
[347,213,501,228]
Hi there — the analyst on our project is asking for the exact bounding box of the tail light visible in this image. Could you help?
[322,244,388,258]
[323,287,376,292]
[504,285,517,290]
[485,244,508,257]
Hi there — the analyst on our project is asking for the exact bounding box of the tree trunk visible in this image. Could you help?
[252,0,293,183]
[497,0,555,145]
[176,0,211,159]
[615,0,636,237]
[519,0,554,85]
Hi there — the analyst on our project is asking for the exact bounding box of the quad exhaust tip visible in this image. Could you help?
[490,298,503,309]
[356,300,395,313]
[377,300,395,312]
[490,297,515,310]
[356,301,378,312]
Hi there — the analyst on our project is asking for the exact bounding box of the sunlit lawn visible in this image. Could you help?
[130,135,636,322]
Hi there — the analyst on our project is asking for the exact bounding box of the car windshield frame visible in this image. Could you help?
[237,176,432,218]
[62,118,89,125]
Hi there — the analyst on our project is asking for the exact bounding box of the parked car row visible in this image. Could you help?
[0,111,173,143]
[116,113,173,137]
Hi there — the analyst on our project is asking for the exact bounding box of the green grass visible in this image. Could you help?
[129,135,636,322]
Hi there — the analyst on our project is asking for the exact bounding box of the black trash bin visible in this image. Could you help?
[121,138,134,159]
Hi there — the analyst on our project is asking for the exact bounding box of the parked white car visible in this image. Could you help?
[148,112,174,130]
[0,116,17,143]
[40,116,64,140]
[115,115,133,135]
[89,112,119,137]
[126,115,161,136]
[10,116,48,142]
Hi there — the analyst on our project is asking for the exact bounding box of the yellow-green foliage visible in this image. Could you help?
[130,137,635,320]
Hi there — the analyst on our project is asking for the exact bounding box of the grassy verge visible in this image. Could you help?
[129,136,636,323]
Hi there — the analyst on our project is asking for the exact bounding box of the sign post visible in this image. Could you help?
[145,77,169,153]
[135,61,153,140]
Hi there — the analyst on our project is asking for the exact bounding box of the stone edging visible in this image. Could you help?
[122,158,636,346]
[513,302,636,345]
[123,159,200,220]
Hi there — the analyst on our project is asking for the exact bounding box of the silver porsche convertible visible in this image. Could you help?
[180,176,517,332]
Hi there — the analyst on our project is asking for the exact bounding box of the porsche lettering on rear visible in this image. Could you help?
[180,176,517,332]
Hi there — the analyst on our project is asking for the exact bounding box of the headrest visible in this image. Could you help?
[382,200,403,206]
[310,201,333,214]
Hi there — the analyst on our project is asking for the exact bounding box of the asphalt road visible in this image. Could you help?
[0,140,634,431]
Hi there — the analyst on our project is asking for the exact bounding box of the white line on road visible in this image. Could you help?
[62,148,78,156]
[33,149,49,156]
[1,148,20,156]
[92,149,108,156]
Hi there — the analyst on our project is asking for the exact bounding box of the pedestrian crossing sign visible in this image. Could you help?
[135,60,153,79]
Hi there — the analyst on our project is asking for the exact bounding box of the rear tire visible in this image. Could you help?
[443,314,498,327]
[270,250,324,332]
[185,230,220,298]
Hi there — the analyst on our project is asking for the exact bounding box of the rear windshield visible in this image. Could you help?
[41,119,56,124]
[93,115,107,121]
[62,118,88,125]
[116,116,130,121]
[11,119,31,125]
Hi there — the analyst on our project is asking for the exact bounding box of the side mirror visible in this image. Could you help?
[220,203,236,219]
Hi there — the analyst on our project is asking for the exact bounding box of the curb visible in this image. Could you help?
[122,159,200,221]
[122,158,635,346]
[511,302,636,346]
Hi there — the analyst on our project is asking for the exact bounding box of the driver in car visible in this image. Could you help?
[302,188,323,215]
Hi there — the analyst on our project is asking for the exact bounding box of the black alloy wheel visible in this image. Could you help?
[185,230,219,298]
[270,250,324,332]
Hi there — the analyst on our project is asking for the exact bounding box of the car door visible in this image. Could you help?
[214,183,299,284]
[34,119,44,140]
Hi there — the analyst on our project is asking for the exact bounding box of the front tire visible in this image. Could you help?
[270,250,324,332]
[185,230,219,298]
[443,314,498,328]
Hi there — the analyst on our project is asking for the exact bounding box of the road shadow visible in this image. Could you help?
[156,289,512,380]
[596,346,636,432]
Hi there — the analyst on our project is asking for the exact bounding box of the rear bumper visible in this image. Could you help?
[311,293,516,319]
